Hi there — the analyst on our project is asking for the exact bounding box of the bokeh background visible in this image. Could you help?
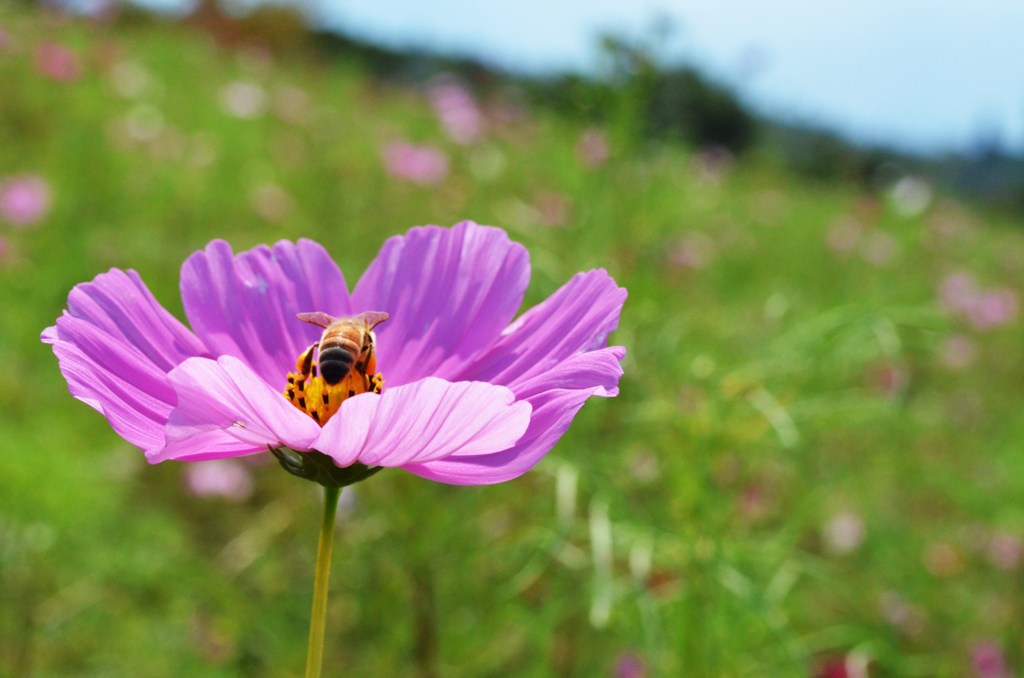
[3,1,1024,676]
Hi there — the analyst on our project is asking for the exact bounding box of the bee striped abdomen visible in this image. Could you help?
[318,339,359,385]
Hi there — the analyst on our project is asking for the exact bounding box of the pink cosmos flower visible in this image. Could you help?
[429,78,484,144]
[965,288,1018,330]
[0,175,52,227]
[939,272,979,314]
[940,334,978,370]
[184,459,254,501]
[42,222,626,485]
[668,232,715,270]
[613,652,646,678]
[577,128,610,169]
[535,191,571,227]
[35,43,80,82]
[938,272,1018,331]
[986,532,1022,571]
[382,142,450,185]
[971,641,1011,678]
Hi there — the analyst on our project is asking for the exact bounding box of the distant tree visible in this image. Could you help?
[596,34,757,153]
[236,4,308,52]
[647,67,756,153]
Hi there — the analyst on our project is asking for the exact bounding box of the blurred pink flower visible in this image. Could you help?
[986,532,1022,571]
[613,652,646,678]
[535,191,571,227]
[668,232,715,270]
[0,175,51,227]
[813,654,869,678]
[966,288,1018,330]
[0,26,10,52]
[813,657,848,678]
[940,335,978,371]
[738,483,769,522]
[429,78,484,144]
[35,43,80,82]
[577,128,610,168]
[184,459,254,501]
[863,360,908,398]
[878,591,926,637]
[939,273,978,314]
[938,273,1018,331]
[971,641,1011,678]
[382,141,449,185]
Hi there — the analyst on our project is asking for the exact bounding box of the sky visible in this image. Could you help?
[142,0,1024,155]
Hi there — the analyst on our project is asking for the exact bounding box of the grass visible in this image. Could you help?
[2,7,1024,676]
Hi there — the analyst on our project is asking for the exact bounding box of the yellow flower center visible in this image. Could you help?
[283,343,384,426]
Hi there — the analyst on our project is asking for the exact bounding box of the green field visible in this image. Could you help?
[3,8,1024,677]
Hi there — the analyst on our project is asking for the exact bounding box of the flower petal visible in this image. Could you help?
[41,269,207,452]
[314,377,531,469]
[352,221,530,385]
[151,355,321,463]
[51,268,208,370]
[454,269,627,387]
[180,239,352,385]
[47,321,171,452]
[402,347,625,485]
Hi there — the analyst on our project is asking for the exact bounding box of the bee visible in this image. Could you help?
[296,310,389,385]
[285,311,389,423]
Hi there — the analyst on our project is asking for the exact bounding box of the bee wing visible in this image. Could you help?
[296,311,337,328]
[354,311,389,330]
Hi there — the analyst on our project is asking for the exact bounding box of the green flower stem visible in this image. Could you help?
[305,485,341,678]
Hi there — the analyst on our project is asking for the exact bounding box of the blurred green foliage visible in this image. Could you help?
[529,37,757,155]
[2,6,1024,677]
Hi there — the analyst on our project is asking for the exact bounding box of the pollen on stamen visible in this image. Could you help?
[282,349,384,427]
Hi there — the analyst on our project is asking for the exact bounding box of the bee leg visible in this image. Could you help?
[297,342,318,377]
